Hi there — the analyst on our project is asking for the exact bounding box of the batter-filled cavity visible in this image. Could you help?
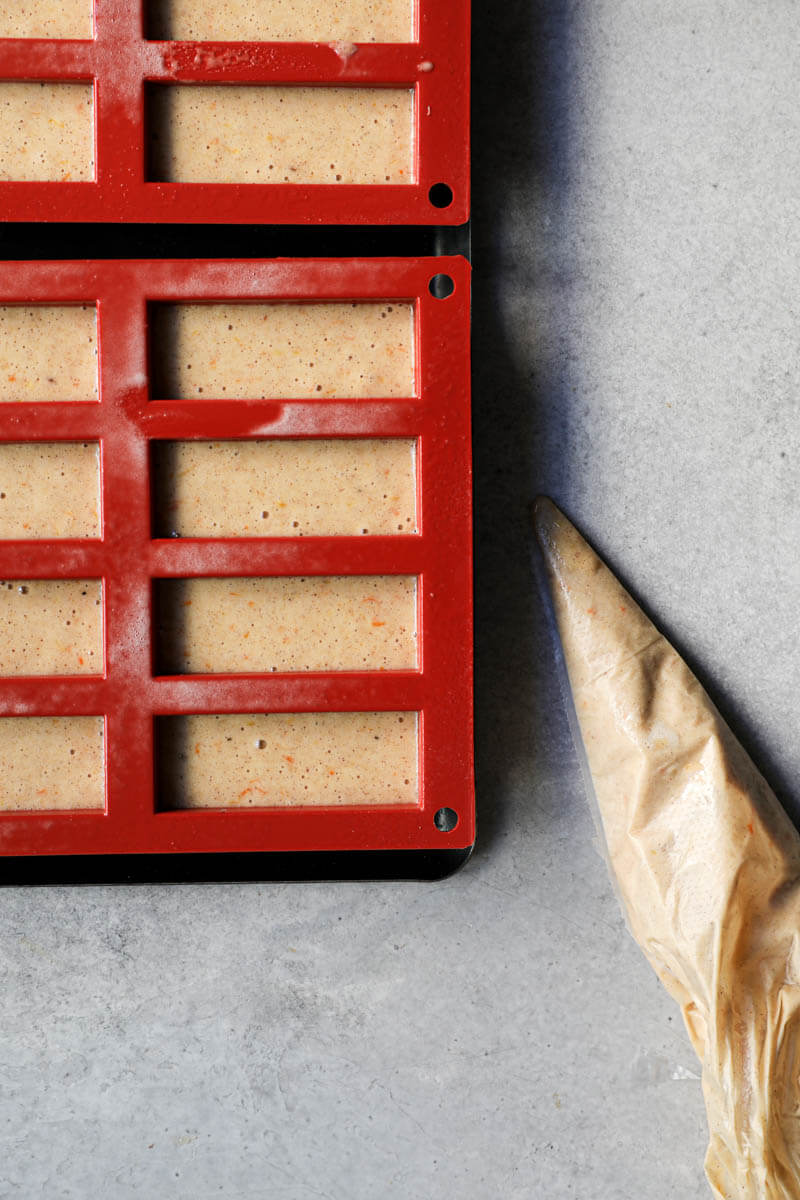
[0,0,92,38]
[157,711,418,808]
[0,305,97,402]
[0,82,94,181]
[0,578,102,675]
[150,302,414,399]
[148,86,414,184]
[0,442,100,539]
[152,438,417,538]
[148,0,413,42]
[155,575,417,673]
[0,716,104,810]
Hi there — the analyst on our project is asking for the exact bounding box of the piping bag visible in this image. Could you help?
[534,497,800,1200]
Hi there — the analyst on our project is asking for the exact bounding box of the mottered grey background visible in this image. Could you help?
[3,2,800,1197]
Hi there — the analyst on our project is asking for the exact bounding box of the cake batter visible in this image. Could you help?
[151,301,414,398]
[0,82,93,181]
[0,578,101,674]
[157,574,416,673]
[153,438,417,538]
[1,289,418,810]
[0,716,104,811]
[0,305,97,402]
[0,442,100,539]
[0,0,92,39]
[158,710,417,808]
[149,86,413,185]
[149,0,412,42]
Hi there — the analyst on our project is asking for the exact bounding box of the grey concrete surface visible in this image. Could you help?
[2,2,800,1197]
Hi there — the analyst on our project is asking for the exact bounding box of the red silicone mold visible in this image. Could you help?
[0,256,473,859]
[0,0,469,224]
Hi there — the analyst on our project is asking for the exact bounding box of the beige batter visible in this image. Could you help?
[159,710,417,808]
[0,0,92,39]
[149,0,412,42]
[1,293,418,812]
[0,716,104,811]
[149,86,414,184]
[0,82,94,182]
[0,578,101,674]
[151,302,414,399]
[157,574,416,673]
[0,442,100,539]
[153,438,417,537]
[535,498,800,1200]
[0,306,97,402]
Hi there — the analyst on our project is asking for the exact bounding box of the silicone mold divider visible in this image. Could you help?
[0,256,473,866]
[0,0,469,224]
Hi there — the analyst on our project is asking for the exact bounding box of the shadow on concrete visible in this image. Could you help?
[471,1,579,856]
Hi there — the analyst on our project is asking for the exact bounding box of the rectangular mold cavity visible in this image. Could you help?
[0,82,94,181]
[0,305,98,403]
[147,85,415,185]
[0,578,102,675]
[0,441,101,539]
[155,575,417,674]
[147,0,415,42]
[0,0,93,39]
[149,302,415,400]
[157,711,418,809]
[152,438,418,539]
[0,715,104,811]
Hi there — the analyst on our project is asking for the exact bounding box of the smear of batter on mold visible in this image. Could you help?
[331,41,358,59]
[535,497,800,1200]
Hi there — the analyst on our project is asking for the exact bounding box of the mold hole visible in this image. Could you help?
[429,274,455,300]
[428,182,453,208]
[434,806,459,832]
